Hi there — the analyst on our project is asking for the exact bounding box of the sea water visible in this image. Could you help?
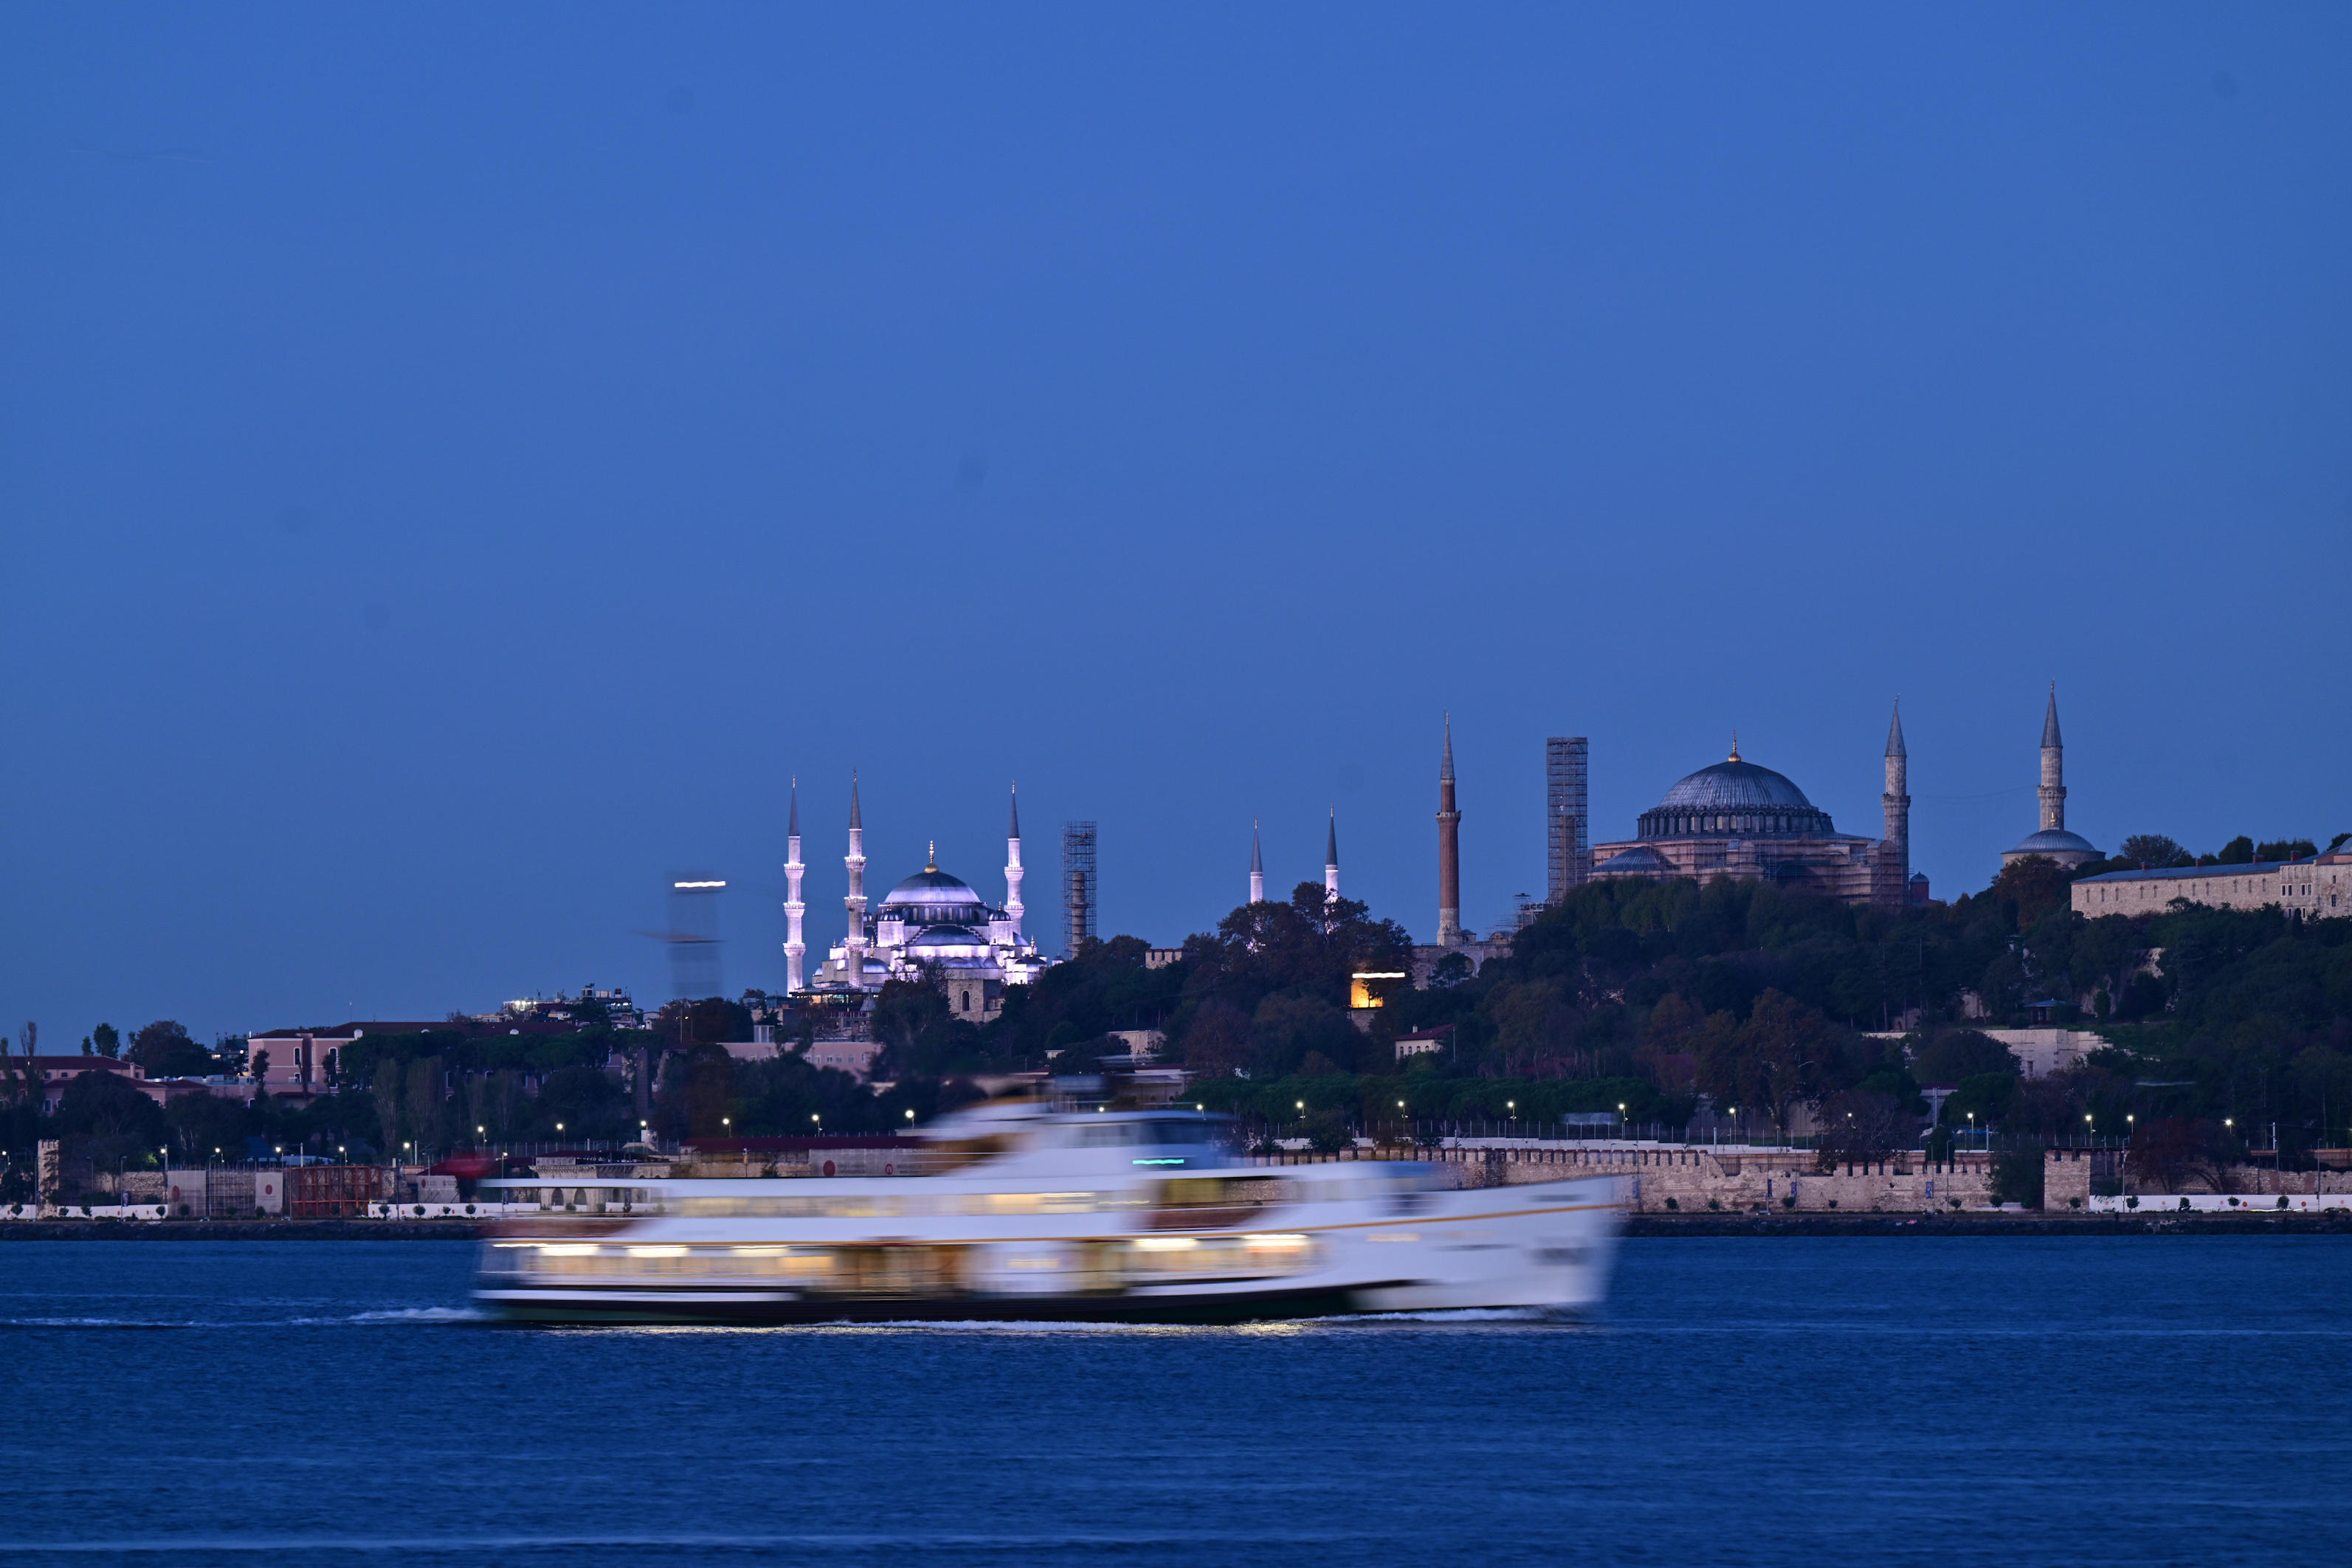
[0,1237,2345,1564]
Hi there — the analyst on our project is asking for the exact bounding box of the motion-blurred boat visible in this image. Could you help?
[472,1102,1619,1324]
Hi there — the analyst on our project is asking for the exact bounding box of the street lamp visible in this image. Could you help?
[904,1108,915,1122]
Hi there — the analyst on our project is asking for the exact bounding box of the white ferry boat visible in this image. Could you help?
[473,1102,1621,1324]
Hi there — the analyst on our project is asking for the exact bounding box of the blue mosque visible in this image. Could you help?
[782,778,1048,1023]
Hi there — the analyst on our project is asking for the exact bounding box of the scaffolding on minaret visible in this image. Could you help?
[1061,821,1097,959]
[1545,736,1589,904]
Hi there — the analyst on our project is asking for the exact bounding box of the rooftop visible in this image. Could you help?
[2076,857,2309,883]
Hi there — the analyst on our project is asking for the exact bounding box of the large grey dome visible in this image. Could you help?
[1639,756,1836,840]
[1657,759,1817,811]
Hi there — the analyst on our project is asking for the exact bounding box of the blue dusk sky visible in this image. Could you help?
[3,6,2348,1041]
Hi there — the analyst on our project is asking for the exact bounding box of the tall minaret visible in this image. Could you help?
[1004,784,1025,939]
[2039,684,2066,833]
[1437,715,1463,947]
[1324,809,1340,902]
[843,773,868,990]
[1249,820,1265,905]
[783,778,807,992]
[1880,700,1910,908]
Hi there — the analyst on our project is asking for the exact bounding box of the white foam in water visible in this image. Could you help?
[320,1306,489,1324]
[7,1306,488,1329]
[1347,1307,1554,1322]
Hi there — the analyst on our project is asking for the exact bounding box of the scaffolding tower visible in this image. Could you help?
[1545,736,1589,904]
[1061,821,1097,958]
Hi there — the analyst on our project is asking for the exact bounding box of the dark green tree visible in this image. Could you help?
[2119,835,2190,869]
[128,1020,210,1078]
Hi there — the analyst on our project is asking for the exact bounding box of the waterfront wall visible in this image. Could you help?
[1448,1144,2001,1212]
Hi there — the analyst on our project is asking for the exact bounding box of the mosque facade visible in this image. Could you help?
[784,778,1047,1024]
[1582,704,1919,909]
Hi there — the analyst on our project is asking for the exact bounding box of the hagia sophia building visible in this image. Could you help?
[1581,705,1920,908]
[1428,689,2094,950]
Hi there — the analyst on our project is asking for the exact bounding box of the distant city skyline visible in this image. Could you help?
[4,7,2347,1036]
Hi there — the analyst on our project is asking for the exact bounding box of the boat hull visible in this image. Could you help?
[475,1282,1429,1326]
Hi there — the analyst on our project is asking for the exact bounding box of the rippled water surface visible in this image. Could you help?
[2,1237,2346,1564]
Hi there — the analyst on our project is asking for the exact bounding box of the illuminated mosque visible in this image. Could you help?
[783,777,1047,1023]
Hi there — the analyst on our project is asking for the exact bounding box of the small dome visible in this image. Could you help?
[1592,844,1676,876]
[906,923,984,950]
[2006,828,2100,861]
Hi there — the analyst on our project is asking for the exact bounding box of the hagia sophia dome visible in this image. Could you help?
[1635,750,1838,841]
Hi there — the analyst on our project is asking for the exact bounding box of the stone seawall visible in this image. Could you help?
[1627,1212,2352,1236]
[1414,1144,2001,1213]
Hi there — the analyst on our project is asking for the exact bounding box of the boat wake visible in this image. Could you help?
[4,1306,489,1329]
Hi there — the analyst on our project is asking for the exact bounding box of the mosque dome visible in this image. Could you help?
[1638,752,1836,840]
[1590,844,1676,878]
[2003,827,2100,868]
[879,867,992,927]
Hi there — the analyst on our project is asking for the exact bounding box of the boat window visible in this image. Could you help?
[1075,1119,1215,1149]
[965,1192,1100,1215]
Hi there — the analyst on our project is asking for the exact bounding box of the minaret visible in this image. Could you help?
[843,773,868,990]
[1437,716,1463,947]
[1004,784,1025,939]
[783,778,807,992]
[2039,684,2066,832]
[1249,820,1265,905]
[1324,809,1340,902]
[1880,701,1911,908]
